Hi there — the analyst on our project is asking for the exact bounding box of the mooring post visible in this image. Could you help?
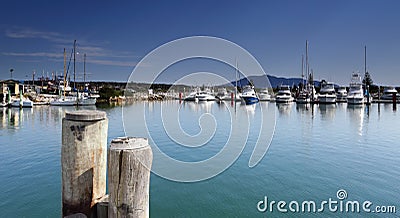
[62,110,108,217]
[108,137,153,218]
[393,93,397,111]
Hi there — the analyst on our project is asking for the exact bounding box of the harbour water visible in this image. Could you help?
[0,101,399,217]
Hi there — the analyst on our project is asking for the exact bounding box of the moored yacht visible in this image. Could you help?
[275,85,294,103]
[196,88,216,101]
[258,88,271,101]
[184,87,201,101]
[240,85,259,105]
[347,73,364,104]
[381,87,400,100]
[318,82,336,104]
[336,87,348,103]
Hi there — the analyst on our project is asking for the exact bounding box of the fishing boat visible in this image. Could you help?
[258,88,271,101]
[296,91,311,104]
[318,82,336,104]
[275,85,294,103]
[240,85,259,105]
[347,73,364,104]
[336,87,348,103]
[50,48,77,106]
[297,41,312,104]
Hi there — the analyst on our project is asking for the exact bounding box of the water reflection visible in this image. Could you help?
[318,104,336,121]
[276,102,293,116]
[0,105,97,130]
[347,104,365,136]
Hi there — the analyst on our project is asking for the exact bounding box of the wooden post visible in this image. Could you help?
[62,110,108,217]
[108,137,153,218]
[393,93,397,111]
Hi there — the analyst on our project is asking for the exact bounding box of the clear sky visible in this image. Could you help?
[1,0,400,86]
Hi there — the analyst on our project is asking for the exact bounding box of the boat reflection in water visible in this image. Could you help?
[347,104,367,136]
[0,107,33,129]
[318,104,336,121]
[0,105,96,131]
[276,102,293,116]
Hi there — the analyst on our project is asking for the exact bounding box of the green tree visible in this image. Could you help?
[363,71,373,86]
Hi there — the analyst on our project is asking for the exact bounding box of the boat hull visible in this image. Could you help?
[347,96,364,104]
[296,97,310,104]
[258,94,271,101]
[318,95,336,104]
[241,96,259,105]
[11,100,33,108]
[276,97,294,103]
[78,98,97,106]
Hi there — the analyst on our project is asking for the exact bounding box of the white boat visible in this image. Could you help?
[258,88,271,101]
[184,87,200,101]
[77,92,97,105]
[296,91,311,104]
[196,88,216,101]
[215,87,240,101]
[297,48,310,104]
[318,82,336,104]
[11,99,33,108]
[240,85,259,105]
[347,73,364,104]
[78,97,97,105]
[336,87,348,103]
[51,48,78,106]
[50,96,77,106]
[275,85,294,103]
[381,87,400,100]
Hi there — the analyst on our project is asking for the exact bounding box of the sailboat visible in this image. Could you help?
[77,53,97,105]
[50,48,77,106]
[297,41,312,104]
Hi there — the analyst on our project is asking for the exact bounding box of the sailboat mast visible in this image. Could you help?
[84,53,86,84]
[301,54,304,88]
[306,40,309,83]
[364,46,367,75]
[63,48,66,99]
[73,39,76,90]
[235,59,238,101]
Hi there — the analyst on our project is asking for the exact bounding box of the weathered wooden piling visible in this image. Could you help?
[108,137,153,218]
[393,93,397,110]
[62,110,108,217]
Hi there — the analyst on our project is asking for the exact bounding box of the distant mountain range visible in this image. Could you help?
[230,75,321,88]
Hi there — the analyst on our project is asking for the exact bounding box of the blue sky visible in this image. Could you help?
[1,0,400,86]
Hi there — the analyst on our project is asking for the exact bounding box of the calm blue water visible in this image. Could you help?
[0,102,399,217]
